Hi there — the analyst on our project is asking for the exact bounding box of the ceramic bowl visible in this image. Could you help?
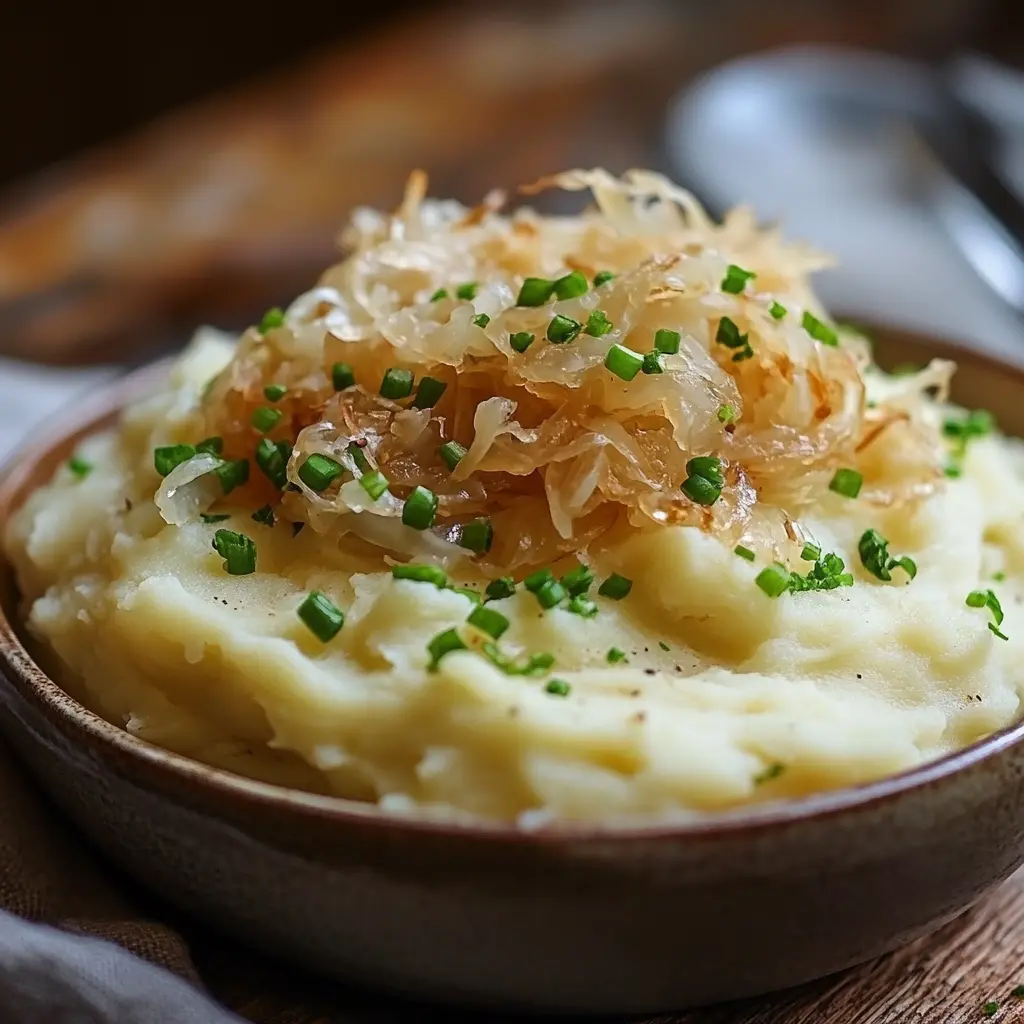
[2,326,1024,1015]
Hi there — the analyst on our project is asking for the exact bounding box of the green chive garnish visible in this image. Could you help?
[251,504,275,526]
[215,459,249,495]
[255,438,291,490]
[788,552,853,593]
[1011,985,1024,998]
[966,589,1008,640]
[584,309,613,337]
[201,512,231,523]
[510,331,535,353]
[402,485,438,530]
[560,565,594,597]
[195,436,223,456]
[154,444,196,477]
[607,647,627,663]
[802,311,838,346]
[545,678,571,697]
[593,270,615,287]
[717,404,737,425]
[754,763,785,785]
[654,329,681,355]
[517,277,556,306]
[756,564,791,598]
[459,517,494,554]
[211,529,256,576]
[721,264,756,294]
[251,407,283,434]
[715,317,753,361]
[298,453,343,492]
[331,363,355,391]
[485,576,516,601]
[769,301,787,320]
[642,351,664,375]
[68,455,92,478]
[567,595,598,618]
[258,307,285,334]
[380,368,414,400]
[439,440,467,471]
[481,644,555,677]
[858,529,916,582]
[598,573,632,600]
[681,455,723,505]
[430,288,449,302]
[346,441,370,474]
[467,605,510,640]
[547,314,582,344]
[982,1002,1000,1018]
[534,579,566,609]
[735,545,756,561]
[471,313,491,328]
[392,564,448,588]
[604,343,644,381]
[553,271,588,300]
[263,384,287,402]
[412,376,447,409]
[359,470,389,501]
[524,568,554,592]
[456,281,478,300]
[297,591,344,642]
[801,542,821,562]
[427,628,466,670]
[829,468,863,499]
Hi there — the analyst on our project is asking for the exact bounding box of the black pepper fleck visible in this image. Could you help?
[643,668,656,676]
[856,674,862,679]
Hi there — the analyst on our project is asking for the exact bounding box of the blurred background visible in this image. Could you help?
[3,0,1024,446]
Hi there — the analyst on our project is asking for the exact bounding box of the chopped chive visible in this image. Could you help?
[789,551,853,593]
[251,406,283,434]
[756,564,791,598]
[604,343,644,381]
[211,529,256,576]
[401,485,438,530]
[966,588,1007,640]
[858,529,916,582]
[754,763,785,785]
[553,270,589,300]
[567,595,598,618]
[944,464,963,479]
[735,545,756,561]
[524,568,554,592]
[584,309,613,337]
[593,270,615,287]
[298,453,344,492]
[681,475,721,505]
[297,591,344,642]
[427,628,467,670]
[686,456,724,486]
[154,444,196,477]
[642,351,664,375]
[439,440,468,471]
[560,565,594,597]
[769,300,787,320]
[598,573,632,600]
[654,329,681,355]
[516,277,556,307]
[412,376,448,409]
[535,579,566,610]
[258,307,285,334]
[658,640,670,651]
[982,1002,1000,1018]
[802,310,838,347]
[201,512,231,523]
[715,316,753,361]
[547,314,582,344]
[994,571,1007,582]
[215,459,250,495]
[801,542,821,562]
[263,384,287,402]
[380,368,414,400]
[485,576,516,601]
[717,404,737,425]
[481,643,555,676]
[331,362,356,391]
[251,504,275,527]
[346,441,370,474]
[392,563,448,588]
[195,436,223,456]
[455,281,478,300]
[467,604,510,640]
[721,264,756,294]
[255,438,291,489]
[829,468,863,499]
[510,331,535,353]
[429,287,449,302]
[607,647,628,663]
[471,313,491,328]
[459,517,494,554]
[1011,985,1024,998]
[359,470,389,501]
[545,678,571,697]
[67,455,92,478]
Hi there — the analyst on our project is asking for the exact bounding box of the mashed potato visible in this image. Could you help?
[6,169,1024,825]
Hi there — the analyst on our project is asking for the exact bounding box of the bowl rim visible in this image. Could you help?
[2,326,1024,844]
